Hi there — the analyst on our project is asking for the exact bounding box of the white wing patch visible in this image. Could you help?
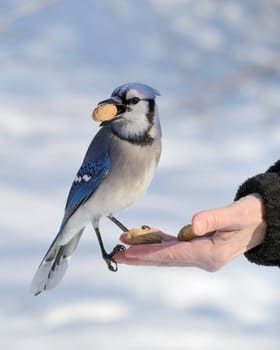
[74,174,92,183]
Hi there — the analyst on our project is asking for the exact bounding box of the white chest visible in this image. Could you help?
[84,137,160,218]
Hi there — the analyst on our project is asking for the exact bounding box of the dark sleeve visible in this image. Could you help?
[234,160,280,267]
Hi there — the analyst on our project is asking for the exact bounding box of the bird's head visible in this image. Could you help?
[93,83,161,145]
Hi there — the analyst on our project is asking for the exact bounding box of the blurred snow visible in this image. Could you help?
[1,0,280,349]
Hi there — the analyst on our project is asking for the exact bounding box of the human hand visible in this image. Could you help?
[114,194,266,271]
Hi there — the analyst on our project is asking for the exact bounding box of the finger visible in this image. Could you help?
[192,195,265,236]
[114,244,170,266]
[114,252,162,266]
[115,240,197,267]
[115,238,228,270]
[114,250,151,265]
[192,206,241,236]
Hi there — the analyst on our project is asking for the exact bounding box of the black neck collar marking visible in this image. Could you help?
[112,127,154,146]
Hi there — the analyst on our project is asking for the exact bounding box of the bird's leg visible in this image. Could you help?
[108,216,129,232]
[107,216,127,259]
[94,226,125,272]
[108,216,151,232]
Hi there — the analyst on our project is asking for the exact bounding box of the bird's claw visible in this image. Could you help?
[111,244,126,254]
[105,244,126,272]
[106,259,118,272]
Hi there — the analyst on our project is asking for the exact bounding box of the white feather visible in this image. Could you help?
[30,257,70,295]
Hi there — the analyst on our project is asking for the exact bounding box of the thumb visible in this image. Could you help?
[192,206,239,236]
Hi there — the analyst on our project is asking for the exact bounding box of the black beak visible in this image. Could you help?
[98,98,117,106]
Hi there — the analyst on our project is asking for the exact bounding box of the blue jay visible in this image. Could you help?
[30,83,161,295]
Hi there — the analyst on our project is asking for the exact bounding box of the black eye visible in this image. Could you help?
[128,97,140,105]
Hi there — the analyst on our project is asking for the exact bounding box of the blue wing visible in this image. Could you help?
[33,128,112,273]
[61,152,111,227]
[35,151,111,271]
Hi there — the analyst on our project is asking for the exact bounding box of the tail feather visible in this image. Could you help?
[30,229,83,296]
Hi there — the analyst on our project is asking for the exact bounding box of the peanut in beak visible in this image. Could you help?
[92,104,118,122]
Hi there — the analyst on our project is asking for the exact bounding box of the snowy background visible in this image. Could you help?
[1,0,280,349]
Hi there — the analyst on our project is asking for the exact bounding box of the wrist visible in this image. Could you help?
[235,173,280,267]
